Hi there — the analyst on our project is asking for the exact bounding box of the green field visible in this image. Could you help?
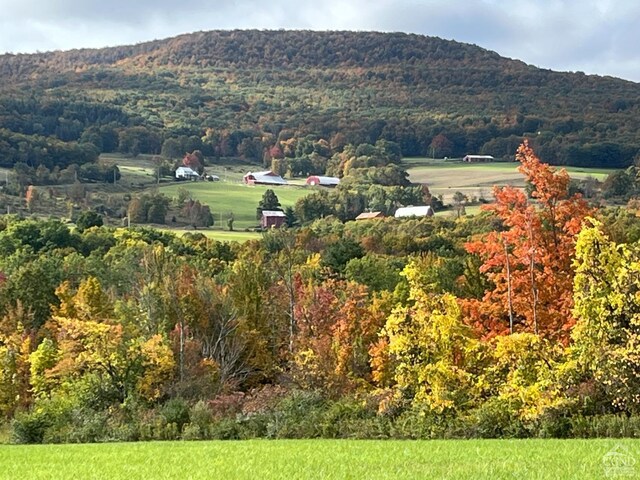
[405,158,616,204]
[0,439,637,479]
[160,228,263,242]
[160,182,311,229]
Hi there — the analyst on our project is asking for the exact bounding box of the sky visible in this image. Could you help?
[0,0,638,82]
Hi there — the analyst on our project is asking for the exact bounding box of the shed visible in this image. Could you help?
[463,155,494,163]
[261,210,287,229]
[306,176,340,187]
[394,206,434,218]
[244,171,288,186]
[175,166,201,180]
[355,211,385,221]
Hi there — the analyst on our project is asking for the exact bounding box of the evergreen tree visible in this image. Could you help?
[256,189,282,220]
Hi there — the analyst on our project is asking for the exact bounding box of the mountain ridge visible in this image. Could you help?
[0,29,638,167]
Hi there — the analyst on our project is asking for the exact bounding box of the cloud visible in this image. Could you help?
[0,0,638,81]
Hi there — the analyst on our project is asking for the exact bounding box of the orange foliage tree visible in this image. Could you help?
[465,141,591,341]
[292,279,387,394]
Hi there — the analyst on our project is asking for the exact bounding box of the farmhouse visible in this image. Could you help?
[243,171,288,186]
[175,166,201,180]
[261,210,287,229]
[355,211,385,221]
[394,206,434,218]
[306,175,340,187]
[463,155,495,162]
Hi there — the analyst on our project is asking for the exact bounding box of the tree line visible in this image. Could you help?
[2,143,640,442]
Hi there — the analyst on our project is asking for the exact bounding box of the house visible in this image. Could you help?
[306,175,340,187]
[243,171,288,186]
[175,166,201,180]
[355,211,385,221]
[261,210,287,229]
[394,206,434,218]
[463,155,495,163]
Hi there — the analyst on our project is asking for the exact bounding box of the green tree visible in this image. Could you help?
[75,211,104,233]
[256,189,282,220]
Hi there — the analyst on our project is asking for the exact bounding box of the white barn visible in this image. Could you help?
[175,166,201,180]
[394,206,434,218]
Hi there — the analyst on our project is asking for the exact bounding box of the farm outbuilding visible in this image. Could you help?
[175,166,201,180]
[463,155,495,162]
[394,206,434,218]
[261,210,287,229]
[306,176,340,187]
[355,211,385,221]
[244,171,288,186]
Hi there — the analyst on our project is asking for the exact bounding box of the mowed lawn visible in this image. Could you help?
[160,182,312,229]
[0,439,637,480]
[406,159,616,203]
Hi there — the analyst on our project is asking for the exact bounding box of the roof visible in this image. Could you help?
[245,171,288,185]
[463,155,494,159]
[394,206,434,218]
[308,176,340,186]
[262,210,287,217]
[176,166,200,175]
[356,211,384,220]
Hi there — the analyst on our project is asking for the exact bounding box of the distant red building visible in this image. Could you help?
[306,176,340,187]
[261,210,287,229]
[244,171,288,186]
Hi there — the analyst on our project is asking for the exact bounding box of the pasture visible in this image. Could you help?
[405,158,615,204]
[160,228,263,243]
[160,182,311,229]
[0,438,637,479]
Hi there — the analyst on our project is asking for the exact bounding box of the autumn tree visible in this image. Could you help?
[292,278,387,394]
[25,186,39,212]
[182,151,204,174]
[34,277,175,403]
[0,303,34,417]
[376,259,478,412]
[569,219,640,413]
[429,133,453,158]
[465,141,591,340]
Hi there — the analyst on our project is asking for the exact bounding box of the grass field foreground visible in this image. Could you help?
[1,439,638,480]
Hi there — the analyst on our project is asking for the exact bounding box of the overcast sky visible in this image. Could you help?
[0,0,638,82]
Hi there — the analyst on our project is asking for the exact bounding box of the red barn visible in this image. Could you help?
[306,176,340,187]
[261,210,287,229]
[243,171,288,186]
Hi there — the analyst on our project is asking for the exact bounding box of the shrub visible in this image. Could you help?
[267,390,326,439]
[12,411,52,444]
[463,398,529,439]
[12,395,76,444]
[571,415,640,438]
[182,401,214,440]
[161,398,190,433]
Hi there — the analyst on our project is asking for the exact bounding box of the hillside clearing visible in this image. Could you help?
[406,159,615,203]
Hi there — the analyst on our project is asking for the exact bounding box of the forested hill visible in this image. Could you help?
[0,30,639,168]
